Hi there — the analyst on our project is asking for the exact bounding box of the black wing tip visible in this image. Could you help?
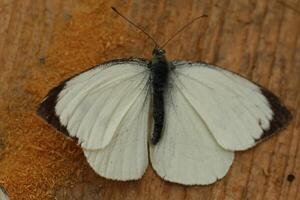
[37,83,72,139]
[256,88,293,142]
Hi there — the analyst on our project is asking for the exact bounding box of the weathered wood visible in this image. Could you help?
[0,0,299,199]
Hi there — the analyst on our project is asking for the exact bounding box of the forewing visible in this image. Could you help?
[83,86,150,180]
[38,59,151,150]
[150,79,234,185]
[170,61,292,151]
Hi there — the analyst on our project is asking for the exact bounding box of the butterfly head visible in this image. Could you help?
[152,48,166,58]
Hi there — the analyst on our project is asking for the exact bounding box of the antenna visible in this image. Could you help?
[160,14,208,48]
[111,7,159,48]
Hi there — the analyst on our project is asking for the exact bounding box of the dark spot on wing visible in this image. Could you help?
[258,119,262,127]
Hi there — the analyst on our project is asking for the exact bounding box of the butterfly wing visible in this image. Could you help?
[83,85,150,180]
[150,61,291,185]
[38,58,151,180]
[168,61,292,151]
[150,75,234,185]
[38,59,151,150]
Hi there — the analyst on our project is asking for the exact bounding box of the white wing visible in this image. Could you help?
[168,61,291,151]
[38,59,151,150]
[0,187,9,200]
[150,79,234,185]
[83,87,150,180]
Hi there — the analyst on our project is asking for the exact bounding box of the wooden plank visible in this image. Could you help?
[0,0,299,199]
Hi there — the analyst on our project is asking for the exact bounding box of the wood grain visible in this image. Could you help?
[0,0,299,199]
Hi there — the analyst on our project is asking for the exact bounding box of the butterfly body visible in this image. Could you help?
[150,48,171,144]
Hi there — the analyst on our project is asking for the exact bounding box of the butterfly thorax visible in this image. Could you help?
[150,48,171,145]
[151,48,170,89]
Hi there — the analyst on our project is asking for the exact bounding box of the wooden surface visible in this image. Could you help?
[0,0,300,199]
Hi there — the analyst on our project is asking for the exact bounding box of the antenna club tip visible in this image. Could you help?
[111,6,117,11]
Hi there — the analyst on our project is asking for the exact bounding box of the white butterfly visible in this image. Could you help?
[37,8,291,185]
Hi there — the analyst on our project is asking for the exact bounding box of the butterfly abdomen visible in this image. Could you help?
[150,55,170,145]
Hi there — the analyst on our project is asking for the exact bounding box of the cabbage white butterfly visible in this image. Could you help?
[37,7,292,185]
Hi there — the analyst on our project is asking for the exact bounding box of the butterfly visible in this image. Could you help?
[37,7,292,185]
